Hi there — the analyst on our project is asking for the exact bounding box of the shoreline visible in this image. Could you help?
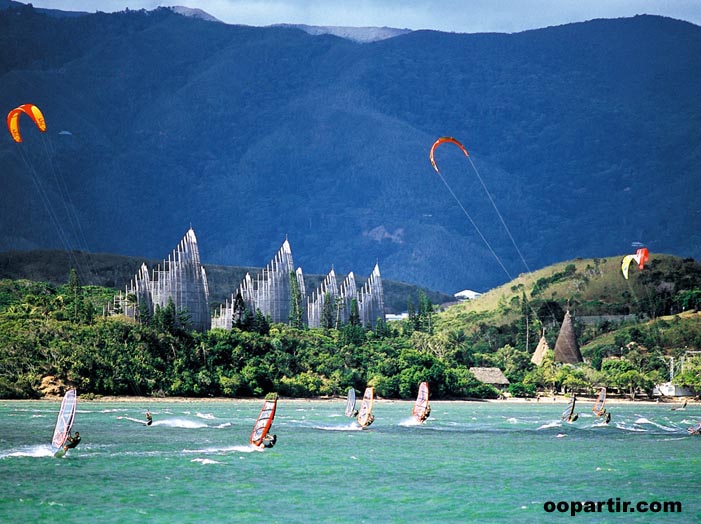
[4,395,694,406]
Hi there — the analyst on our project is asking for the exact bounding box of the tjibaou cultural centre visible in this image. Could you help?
[108,228,385,333]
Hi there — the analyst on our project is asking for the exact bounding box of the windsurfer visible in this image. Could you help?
[604,412,611,424]
[262,434,277,448]
[688,422,701,435]
[671,399,688,411]
[421,405,431,422]
[363,414,375,428]
[64,431,81,451]
[146,411,153,426]
[566,394,578,422]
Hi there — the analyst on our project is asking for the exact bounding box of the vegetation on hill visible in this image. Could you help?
[1,254,699,400]
[432,254,701,397]
[0,273,492,400]
[1,6,699,292]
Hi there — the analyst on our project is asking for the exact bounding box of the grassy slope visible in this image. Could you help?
[435,253,698,342]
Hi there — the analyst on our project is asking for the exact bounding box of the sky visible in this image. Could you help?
[19,0,701,33]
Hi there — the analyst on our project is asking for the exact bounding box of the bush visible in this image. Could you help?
[508,382,536,398]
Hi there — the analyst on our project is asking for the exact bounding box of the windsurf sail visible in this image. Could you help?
[592,388,606,416]
[345,387,357,417]
[412,382,431,423]
[250,394,277,447]
[356,387,375,428]
[672,399,688,411]
[561,395,577,422]
[52,388,77,450]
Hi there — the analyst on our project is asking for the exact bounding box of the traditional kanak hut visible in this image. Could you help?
[553,310,583,364]
[470,367,510,391]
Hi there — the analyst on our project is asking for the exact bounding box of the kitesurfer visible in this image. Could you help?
[262,434,277,448]
[146,410,153,426]
[64,431,81,451]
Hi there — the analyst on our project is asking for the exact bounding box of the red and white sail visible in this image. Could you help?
[250,395,277,446]
[412,382,430,423]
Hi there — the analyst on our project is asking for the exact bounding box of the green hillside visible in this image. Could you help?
[428,254,701,398]
[437,253,701,333]
[0,252,699,401]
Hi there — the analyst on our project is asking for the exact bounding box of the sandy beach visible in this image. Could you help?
[10,394,694,406]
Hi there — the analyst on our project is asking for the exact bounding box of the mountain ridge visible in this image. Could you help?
[0,6,698,293]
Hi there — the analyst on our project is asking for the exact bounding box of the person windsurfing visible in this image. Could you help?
[562,394,578,423]
[262,434,277,448]
[63,431,81,451]
[146,410,153,426]
[671,399,688,411]
[688,421,701,435]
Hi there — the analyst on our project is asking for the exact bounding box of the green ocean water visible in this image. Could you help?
[1,399,699,523]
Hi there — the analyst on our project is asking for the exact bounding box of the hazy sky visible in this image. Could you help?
[21,0,701,33]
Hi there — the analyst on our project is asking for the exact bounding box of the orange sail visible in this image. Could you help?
[592,388,606,417]
[429,136,469,174]
[250,395,277,446]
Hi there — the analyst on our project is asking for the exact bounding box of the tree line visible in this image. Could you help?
[1,272,699,400]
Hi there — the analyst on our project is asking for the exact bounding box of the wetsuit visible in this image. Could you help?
[64,433,81,449]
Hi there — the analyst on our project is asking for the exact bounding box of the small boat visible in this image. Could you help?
[356,387,375,428]
[250,394,278,448]
[52,388,77,457]
[412,382,431,423]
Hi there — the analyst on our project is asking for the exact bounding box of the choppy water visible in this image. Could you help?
[1,399,700,523]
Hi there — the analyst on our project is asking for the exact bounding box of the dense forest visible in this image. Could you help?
[1,254,700,400]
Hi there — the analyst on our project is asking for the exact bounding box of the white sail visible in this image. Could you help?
[412,382,430,423]
[345,388,357,417]
[356,387,374,428]
[561,395,576,421]
[52,389,77,451]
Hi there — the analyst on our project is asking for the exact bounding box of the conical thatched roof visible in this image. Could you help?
[531,335,550,366]
[553,310,583,364]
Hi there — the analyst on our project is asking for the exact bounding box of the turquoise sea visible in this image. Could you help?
[1,399,699,523]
